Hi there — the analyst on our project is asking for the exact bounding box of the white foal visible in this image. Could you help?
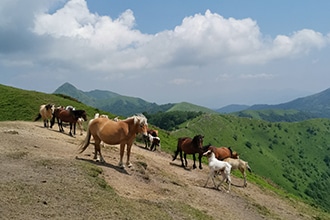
[203,150,232,192]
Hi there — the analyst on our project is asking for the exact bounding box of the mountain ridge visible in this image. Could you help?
[54,82,217,116]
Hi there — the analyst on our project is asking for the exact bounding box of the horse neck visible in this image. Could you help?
[122,118,139,135]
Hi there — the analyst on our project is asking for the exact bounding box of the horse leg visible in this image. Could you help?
[192,154,197,169]
[242,169,247,187]
[69,123,73,136]
[227,173,232,192]
[216,172,226,190]
[93,138,104,163]
[125,144,133,168]
[58,119,64,132]
[180,151,185,167]
[184,153,189,168]
[73,123,76,135]
[198,153,203,169]
[204,172,212,188]
[118,143,126,168]
[150,142,155,151]
[172,150,179,161]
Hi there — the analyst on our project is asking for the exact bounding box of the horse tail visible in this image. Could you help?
[34,113,41,121]
[228,147,233,156]
[172,138,182,161]
[247,163,252,173]
[79,123,91,153]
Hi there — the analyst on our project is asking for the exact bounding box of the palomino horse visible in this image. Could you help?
[34,104,55,128]
[172,134,204,169]
[79,114,148,168]
[51,107,87,136]
[223,157,252,187]
[203,145,239,160]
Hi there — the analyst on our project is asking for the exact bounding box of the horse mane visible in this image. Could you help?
[130,114,148,126]
[202,144,212,152]
[192,134,203,148]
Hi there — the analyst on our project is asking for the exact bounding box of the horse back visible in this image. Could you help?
[178,137,202,154]
[90,118,130,145]
[210,146,232,161]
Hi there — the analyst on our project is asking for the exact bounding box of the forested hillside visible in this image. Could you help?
[1,83,330,213]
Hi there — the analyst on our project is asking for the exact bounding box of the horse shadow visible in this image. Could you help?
[47,127,77,137]
[169,161,194,171]
[75,156,129,175]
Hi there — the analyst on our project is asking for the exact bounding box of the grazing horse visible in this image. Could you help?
[79,114,148,168]
[51,108,87,136]
[144,129,159,149]
[204,145,239,161]
[145,134,161,151]
[34,104,55,128]
[223,157,252,187]
[172,134,204,169]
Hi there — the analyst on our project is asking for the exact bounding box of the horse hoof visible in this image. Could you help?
[127,162,133,168]
[118,162,125,168]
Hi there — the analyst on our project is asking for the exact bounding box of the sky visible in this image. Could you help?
[1,0,330,109]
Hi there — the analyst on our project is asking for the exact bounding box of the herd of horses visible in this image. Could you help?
[34,103,251,191]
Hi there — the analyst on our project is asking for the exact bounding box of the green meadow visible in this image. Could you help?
[1,84,329,213]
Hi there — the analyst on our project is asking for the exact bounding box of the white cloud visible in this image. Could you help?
[31,1,330,72]
[1,0,330,108]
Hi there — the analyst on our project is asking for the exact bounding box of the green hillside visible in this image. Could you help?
[164,114,330,212]
[167,102,217,114]
[233,109,314,122]
[1,83,329,214]
[0,84,115,122]
[53,82,216,116]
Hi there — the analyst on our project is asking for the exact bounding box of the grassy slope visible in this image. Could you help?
[1,84,329,215]
[167,102,217,114]
[166,114,330,212]
[0,84,115,121]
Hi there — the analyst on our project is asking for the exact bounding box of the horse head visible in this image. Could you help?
[134,114,148,137]
[80,110,88,121]
[192,134,204,149]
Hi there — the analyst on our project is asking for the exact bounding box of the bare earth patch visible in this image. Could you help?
[0,121,323,219]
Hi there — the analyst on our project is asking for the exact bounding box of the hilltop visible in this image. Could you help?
[0,121,327,219]
[54,82,217,116]
[1,83,330,215]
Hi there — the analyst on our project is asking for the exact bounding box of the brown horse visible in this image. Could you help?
[204,145,239,160]
[51,107,87,136]
[79,114,148,168]
[172,134,204,169]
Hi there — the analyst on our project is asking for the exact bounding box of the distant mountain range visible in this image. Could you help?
[218,88,330,121]
[54,82,330,121]
[54,83,216,116]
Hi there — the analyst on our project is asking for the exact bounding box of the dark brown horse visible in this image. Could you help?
[203,145,239,160]
[172,134,204,169]
[50,107,87,136]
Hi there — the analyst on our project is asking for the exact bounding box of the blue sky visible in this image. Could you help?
[1,0,330,109]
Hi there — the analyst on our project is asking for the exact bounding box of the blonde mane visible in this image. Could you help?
[130,114,148,126]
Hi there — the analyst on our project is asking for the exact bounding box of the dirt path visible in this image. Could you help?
[0,121,317,219]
